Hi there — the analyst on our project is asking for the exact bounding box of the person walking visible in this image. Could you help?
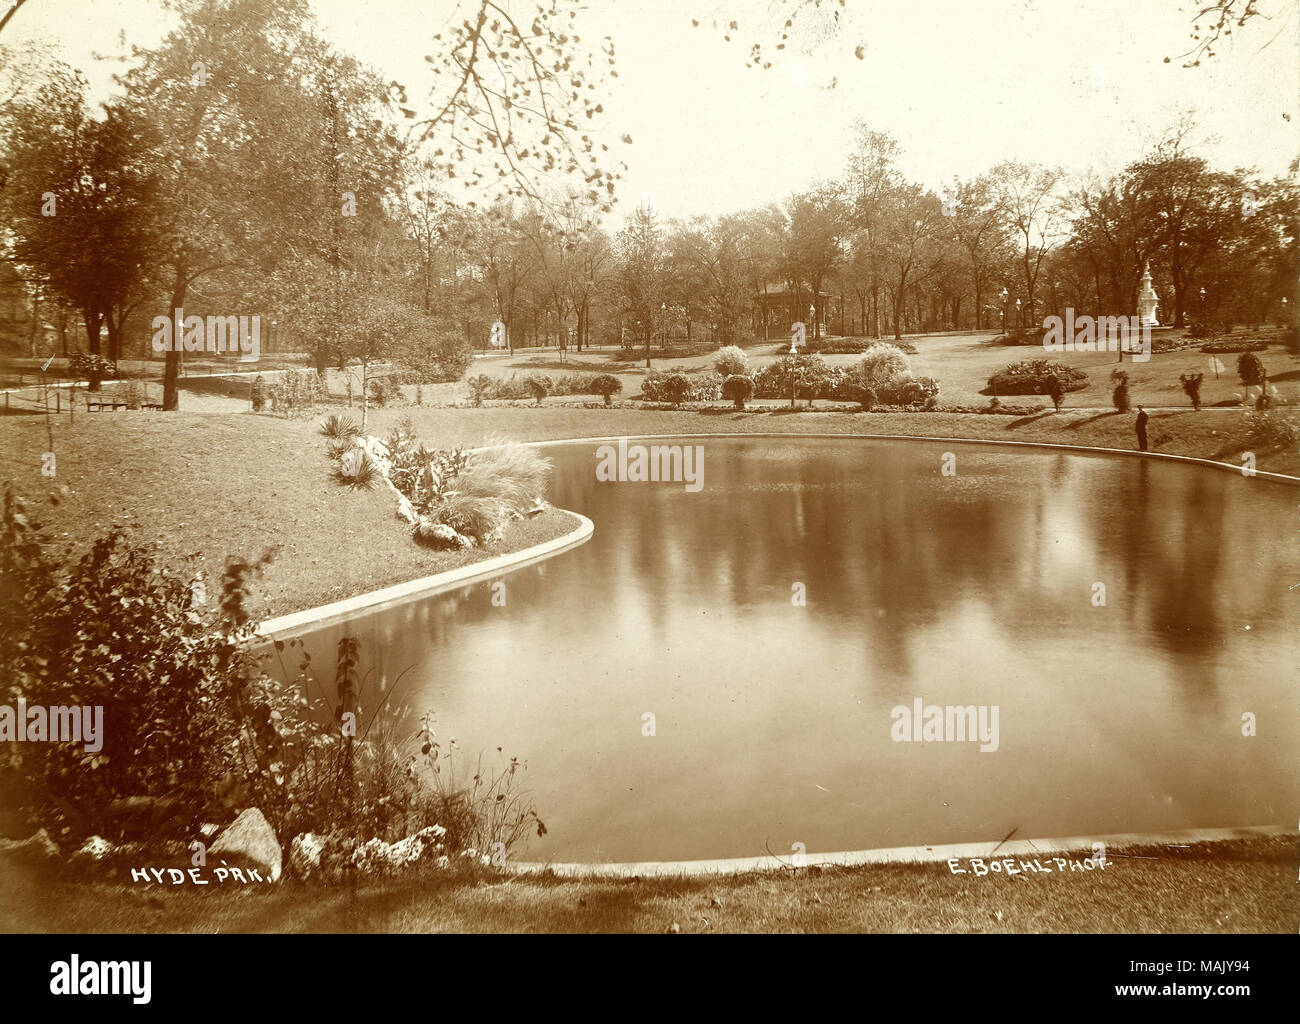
[1135,406,1149,452]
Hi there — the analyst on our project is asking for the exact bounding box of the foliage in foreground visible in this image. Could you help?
[0,483,544,866]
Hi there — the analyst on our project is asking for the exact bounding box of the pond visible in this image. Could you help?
[286,436,1298,864]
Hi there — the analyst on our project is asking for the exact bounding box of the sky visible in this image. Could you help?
[7,0,1299,227]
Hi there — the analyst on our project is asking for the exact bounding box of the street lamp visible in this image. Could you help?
[789,333,799,409]
[1000,287,1008,333]
[1015,298,1022,329]
[809,303,816,342]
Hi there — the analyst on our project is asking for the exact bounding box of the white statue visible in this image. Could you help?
[1138,262,1159,327]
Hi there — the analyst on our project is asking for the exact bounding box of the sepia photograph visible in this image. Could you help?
[0,0,1295,998]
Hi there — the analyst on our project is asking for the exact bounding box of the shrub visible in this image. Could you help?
[1045,375,1065,412]
[777,338,916,355]
[271,369,327,416]
[466,374,493,406]
[251,375,268,412]
[752,355,829,401]
[1180,372,1203,411]
[640,371,721,404]
[1237,351,1266,386]
[1284,325,1299,354]
[67,352,116,391]
[1187,316,1230,339]
[877,375,940,408]
[0,485,290,844]
[1111,369,1131,413]
[414,442,550,545]
[590,374,622,406]
[721,374,753,409]
[547,372,598,396]
[993,328,1044,346]
[527,375,552,406]
[367,376,401,408]
[320,414,362,440]
[987,359,1089,396]
[1243,410,1297,449]
[713,345,749,377]
[661,372,691,407]
[859,343,912,387]
[1200,338,1267,354]
[845,381,876,410]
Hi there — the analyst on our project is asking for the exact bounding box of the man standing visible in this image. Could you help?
[1135,406,1149,452]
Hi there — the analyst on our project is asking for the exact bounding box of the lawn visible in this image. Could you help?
[2,834,1292,933]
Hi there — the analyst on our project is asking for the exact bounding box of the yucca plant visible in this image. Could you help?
[338,450,378,490]
[320,414,362,440]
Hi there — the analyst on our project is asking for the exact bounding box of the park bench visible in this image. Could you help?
[86,399,129,411]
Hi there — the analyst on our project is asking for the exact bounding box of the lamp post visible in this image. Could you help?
[789,334,799,409]
[809,303,816,343]
[1000,287,1008,333]
[1015,297,1022,329]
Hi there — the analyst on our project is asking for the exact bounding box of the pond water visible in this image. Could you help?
[286,437,1298,863]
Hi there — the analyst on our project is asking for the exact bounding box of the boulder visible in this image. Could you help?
[288,832,325,881]
[0,828,58,867]
[209,808,281,882]
[414,519,473,549]
[71,835,113,865]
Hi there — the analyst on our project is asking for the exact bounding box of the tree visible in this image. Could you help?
[990,161,1065,325]
[782,185,845,341]
[0,69,156,381]
[616,204,664,366]
[878,183,943,340]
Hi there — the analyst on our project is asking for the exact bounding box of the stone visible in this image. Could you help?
[350,825,447,878]
[415,519,473,549]
[73,835,113,861]
[209,808,282,882]
[288,832,325,881]
[0,828,58,866]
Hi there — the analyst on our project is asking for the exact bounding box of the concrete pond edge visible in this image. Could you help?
[509,824,1295,879]
[257,509,593,639]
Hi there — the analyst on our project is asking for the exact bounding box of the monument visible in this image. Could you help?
[1137,262,1160,327]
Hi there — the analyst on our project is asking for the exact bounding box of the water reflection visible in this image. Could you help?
[286,438,1298,862]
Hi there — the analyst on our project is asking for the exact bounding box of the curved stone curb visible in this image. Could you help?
[509,824,1293,879]
[509,431,1300,485]
[257,510,593,639]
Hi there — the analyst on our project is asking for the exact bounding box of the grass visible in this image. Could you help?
[0,413,579,619]
[0,372,1293,934]
[2,834,1292,933]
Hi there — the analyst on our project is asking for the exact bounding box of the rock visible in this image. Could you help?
[0,829,58,867]
[350,825,447,877]
[414,519,473,549]
[289,833,325,881]
[72,835,113,862]
[209,808,282,882]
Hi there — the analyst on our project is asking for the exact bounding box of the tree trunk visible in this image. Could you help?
[83,309,103,391]
[163,265,187,411]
